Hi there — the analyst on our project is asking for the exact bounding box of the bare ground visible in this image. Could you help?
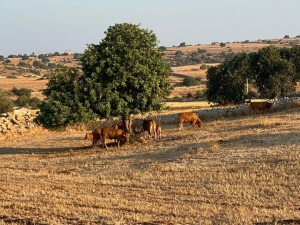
[0,109,300,224]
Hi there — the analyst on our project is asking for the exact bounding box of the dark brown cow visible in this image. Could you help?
[143,119,157,139]
[100,128,130,149]
[250,102,274,115]
[84,128,101,148]
[178,112,202,131]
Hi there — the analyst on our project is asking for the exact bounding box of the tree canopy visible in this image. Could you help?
[39,23,171,130]
[206,45,300,104]
[79,23,171,131]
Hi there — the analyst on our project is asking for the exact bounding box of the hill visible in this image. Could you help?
[0,37,300,99]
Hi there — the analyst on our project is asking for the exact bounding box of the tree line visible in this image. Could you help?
[206,45,300,105]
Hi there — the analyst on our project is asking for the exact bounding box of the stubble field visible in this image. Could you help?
[0,109,300,224]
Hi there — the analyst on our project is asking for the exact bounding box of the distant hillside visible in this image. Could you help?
[0,37,299,79]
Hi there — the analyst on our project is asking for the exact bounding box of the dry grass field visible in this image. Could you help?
[0,109,300,224]
[1,38,300,224]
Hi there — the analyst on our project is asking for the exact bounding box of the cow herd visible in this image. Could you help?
[84,112,202,149]
[84,101,274,149]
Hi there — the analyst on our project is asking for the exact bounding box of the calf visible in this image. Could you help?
[178,112,202,131]
[84,128,101,148]
[143,119,157,139]
[156,124,162,139]
[101,128,130,149]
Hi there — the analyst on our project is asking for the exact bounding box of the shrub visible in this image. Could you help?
[196,90,206,99]
[29,97,41,109]
[182,77,200,86]
[17,95,29,106]
[21,54,29,60]
[0,88,14,113]
[0,55,5,61]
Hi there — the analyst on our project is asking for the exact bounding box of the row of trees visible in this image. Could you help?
[206,45,300,104]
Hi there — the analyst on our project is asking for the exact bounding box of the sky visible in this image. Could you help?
[0,0,299,57]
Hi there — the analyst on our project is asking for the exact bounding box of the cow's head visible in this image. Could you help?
[197,119,202,128]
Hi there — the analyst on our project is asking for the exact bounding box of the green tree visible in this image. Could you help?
[179,42,186,47]
[220,42,226,47]
[0,88,14,113]
[250,46,296,98]
[0,55,4,61]
[206,53,249,105]
[80,23,171,132]
[21,54,29,60]
[38,66,95,128]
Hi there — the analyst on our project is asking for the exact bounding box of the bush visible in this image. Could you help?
[187,92,193,98]
[17,95,29,106]
[196,90,206,99]
[182,77,200,86]
[220,42,226,47]
[29,97,41,109]
[0,88,14,113]
[0,55,5,61]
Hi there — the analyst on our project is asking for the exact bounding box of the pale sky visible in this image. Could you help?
[0,0,299,57]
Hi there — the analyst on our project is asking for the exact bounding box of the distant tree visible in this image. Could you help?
[175,50,183,59]
[21,54,29,60]
[7,55,18,58]
[0,55,4,61]
[220,42,226,47]
[249,46,296,98]
[0,88,14,113]
[179,42,186,47]
[52,52,60,56]
[284,35,290,39]
[158,46,167,51]
[73,53,81,60]
[206,52,249,105]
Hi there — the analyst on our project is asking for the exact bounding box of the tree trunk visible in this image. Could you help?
[122,116,132,133]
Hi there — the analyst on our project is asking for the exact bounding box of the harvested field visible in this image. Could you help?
[0,109,300,224]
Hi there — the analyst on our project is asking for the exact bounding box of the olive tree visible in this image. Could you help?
[80,23,171,132]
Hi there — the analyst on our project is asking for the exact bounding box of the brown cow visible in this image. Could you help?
[178,112,202,131]
[156,124,162,139]
[84,128,101,148]
[101,128,130,149]
[250,102,274,115]
[143,119,157,139]
[112,121,123,130]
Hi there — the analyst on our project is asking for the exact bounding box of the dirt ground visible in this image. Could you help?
[0,109,300,224]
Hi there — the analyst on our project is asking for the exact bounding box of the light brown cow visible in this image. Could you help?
[143,119,157,139]
[250,102,274,115]
[156,124,162,139]
[112,121,123,130]
[178,112,202,131]
[100,128,130,149]
[84,128,101,148]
